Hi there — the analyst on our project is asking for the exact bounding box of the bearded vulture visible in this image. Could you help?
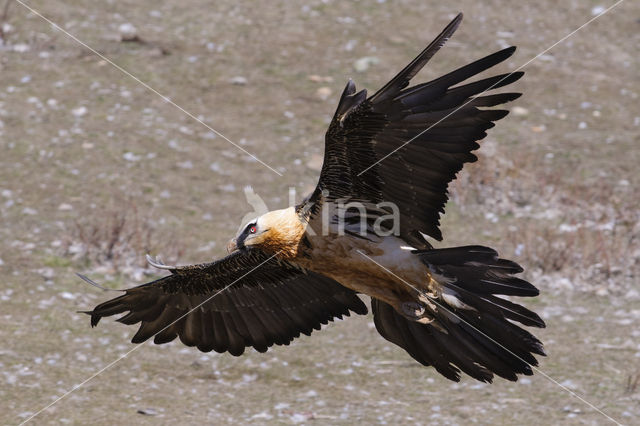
[82,13,545,383]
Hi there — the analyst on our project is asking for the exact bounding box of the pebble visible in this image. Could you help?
[230,76,247,85]
[559,380,579,390]
[219,183,236,192]
[308,75,333,83]
[624,289,639,300]
[306,154,323,171]
[250,412,273,420]
[119,23,138,41]
[354,56,379,72]
[496,31,514,38]
[123,152,141,162]
[512,106,529,117]
[71,106,87,117]
[290,412,313,423]
[13,43,30,53]
[210,162,222,173]
[242,373,257,382]
[59,292,76,300]
[316,87,332,100]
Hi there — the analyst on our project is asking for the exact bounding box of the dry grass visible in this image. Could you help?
[450,146,639,292]
[625,370,640,395]
[60,196,185,276]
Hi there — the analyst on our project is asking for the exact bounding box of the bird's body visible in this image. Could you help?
[82,13,546,383]
[304,230,427,314]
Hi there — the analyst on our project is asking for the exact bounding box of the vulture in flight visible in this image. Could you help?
[83,13,545,383]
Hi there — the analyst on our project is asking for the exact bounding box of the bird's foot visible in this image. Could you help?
[401,301,435,324]
[401,301,425,317]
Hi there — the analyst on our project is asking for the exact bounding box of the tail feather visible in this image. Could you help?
[372,245,544,382]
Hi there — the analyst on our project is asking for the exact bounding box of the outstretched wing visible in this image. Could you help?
[84,248,367,355]
[307,13,522,248]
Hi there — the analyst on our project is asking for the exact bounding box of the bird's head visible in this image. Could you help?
[226,207,305,258]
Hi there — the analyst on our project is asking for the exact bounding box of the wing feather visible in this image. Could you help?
[305,14,523,247]
[84,248,367,354]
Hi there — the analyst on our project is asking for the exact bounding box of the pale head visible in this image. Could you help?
[226,207,306,258]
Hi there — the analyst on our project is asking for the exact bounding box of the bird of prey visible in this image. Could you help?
[83,13,545,383]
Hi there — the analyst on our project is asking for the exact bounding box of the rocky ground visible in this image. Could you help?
[1,0,639,424]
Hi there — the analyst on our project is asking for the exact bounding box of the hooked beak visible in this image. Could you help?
[226,238,238,253]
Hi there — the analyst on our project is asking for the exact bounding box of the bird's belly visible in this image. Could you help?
[303,235,429,306]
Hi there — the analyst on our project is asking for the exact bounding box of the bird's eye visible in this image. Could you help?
[249,226,257,234]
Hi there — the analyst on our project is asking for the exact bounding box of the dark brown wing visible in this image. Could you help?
[307,13,522,248]
[84,248,367,355]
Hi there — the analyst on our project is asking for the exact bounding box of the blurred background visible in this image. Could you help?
[1,0,638,424]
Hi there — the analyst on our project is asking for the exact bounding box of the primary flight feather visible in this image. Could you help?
[83,13,545,383]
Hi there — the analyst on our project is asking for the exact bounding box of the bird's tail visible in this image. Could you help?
[372,245,545,382]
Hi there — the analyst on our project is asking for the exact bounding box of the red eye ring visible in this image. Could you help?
[250,226,257,234]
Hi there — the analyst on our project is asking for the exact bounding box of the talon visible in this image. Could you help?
[417,293,437,311]
[416,316,435,325]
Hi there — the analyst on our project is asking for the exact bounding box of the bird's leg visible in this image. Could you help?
[400,301,439,326]
[398,284,442,326]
